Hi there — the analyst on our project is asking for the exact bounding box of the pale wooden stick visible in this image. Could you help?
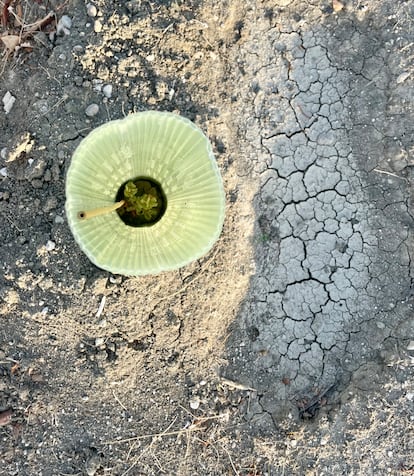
[78,200,125,220]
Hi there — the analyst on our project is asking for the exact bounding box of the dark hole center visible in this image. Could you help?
[116,177,167,227]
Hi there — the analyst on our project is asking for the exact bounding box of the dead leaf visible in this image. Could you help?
[10,362,20,374]
[396,72,410,84]
[0,409,12,426]
[28,368,44,383]
[220,377,256,392]
[333,0,344,12]
[1,34,21,51]
[6,132,34,163]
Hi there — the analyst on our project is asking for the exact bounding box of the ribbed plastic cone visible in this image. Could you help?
[65,111,225,275]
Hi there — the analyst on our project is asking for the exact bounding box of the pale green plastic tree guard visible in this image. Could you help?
[65,111,225,276]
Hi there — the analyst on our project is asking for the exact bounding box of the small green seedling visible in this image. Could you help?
[116,178,166,227]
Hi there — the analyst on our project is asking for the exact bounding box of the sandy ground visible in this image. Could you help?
[0,0,413,475]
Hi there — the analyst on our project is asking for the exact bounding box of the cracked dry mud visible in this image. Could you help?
[0,0,413,475]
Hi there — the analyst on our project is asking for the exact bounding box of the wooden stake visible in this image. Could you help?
[78,200,125,220]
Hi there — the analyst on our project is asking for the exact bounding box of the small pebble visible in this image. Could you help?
[94,20,103,33]
[57,15,72,36]
[0,147,7,159]
[60,15,72,29]
[396,71,410,84]
[45,240,56,251]
[55,215,65,224]
[0,167,7,177]
[85,104,99,117]
[87,3,97,17]
[95,337,105,347]
[85,453,101,476]
[102,84,113,98]
[2,91,16,114]
[43,197,57,213]
[189,398,200,410]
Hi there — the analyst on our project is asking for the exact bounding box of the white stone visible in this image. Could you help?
[95,337,105,347]
[60,15,72,29]
[3,91,16,114]
[94,20,103,33]
[57,15,72,35]
[189,398,200,410]
[87,3,97,17]
[45,240,56,251]
[102,84,113,98]
[85,104,99,116]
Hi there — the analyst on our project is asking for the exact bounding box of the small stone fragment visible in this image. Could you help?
[396,72,410,84]
[87,3,98,17]
[102,84,113,98]
[85,453,102,476]
[1,35,20,51]
[95,337,105,347]
[94,20,103,33]
[60,15,72,29]
[57,15,72,35]
[0,167,7,177]
[85,104,99,117]
[189,397,200,410]
[3,91,16,114]
[332,0,344,12]
[43,197,58,213]
[55,215,65,224]
[126,0,141,14]
[45,240,56,251]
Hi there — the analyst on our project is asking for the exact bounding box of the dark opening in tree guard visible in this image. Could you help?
[116,177,167,227]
